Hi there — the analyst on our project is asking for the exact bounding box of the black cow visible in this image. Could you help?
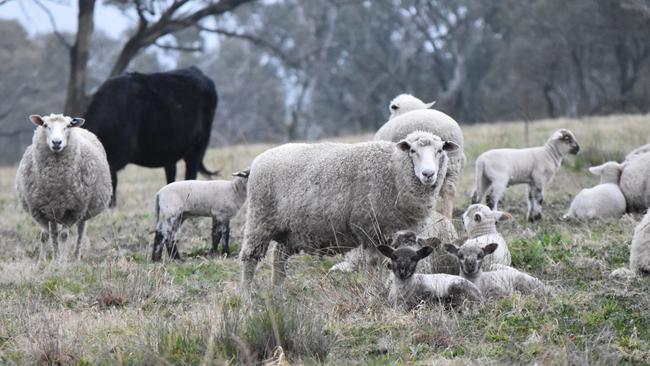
[83,66,219,206]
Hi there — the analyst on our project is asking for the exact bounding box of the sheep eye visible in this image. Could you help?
[42,123,48,128]
[478,253,484,259]
[391,105,398,110]
[457,254,464,260]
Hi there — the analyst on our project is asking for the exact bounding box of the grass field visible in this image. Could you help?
[1,114,650,365]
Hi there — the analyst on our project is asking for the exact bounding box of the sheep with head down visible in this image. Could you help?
[239,131,459,297]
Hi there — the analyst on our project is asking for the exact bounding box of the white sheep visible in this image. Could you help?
[620,149,650,212]
[563,162,626,220]
[239,131,459,296]
[151,169,250,261]
[377,244,482,309]
[444,242,549,299]
[15,114,112,260]
[611,209,650,279]
[462,204,512,269]
[375,94,465,218]
[388,93,436,120]
[471,129,580,221]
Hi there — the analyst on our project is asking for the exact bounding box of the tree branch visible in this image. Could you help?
[153,40,202,52]
[32,0,72,49]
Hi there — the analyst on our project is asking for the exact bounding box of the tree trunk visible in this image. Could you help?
[64,0,96,116]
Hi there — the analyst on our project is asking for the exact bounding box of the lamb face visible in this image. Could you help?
[444,242,498,277]
[549,129,580,156]
[398,133,458,187]
[388,94,435,119]
[378,245,434,280]
[589,161,624,185]
[462,204,511,235]
[30,114,85,153]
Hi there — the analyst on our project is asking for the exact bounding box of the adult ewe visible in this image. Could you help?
[16,114,111,260]
[620,149,650,212]
[83,66,218,206]
[239,131,459,296]
[471,129,580,221]
[564,162,626,219]
[611,209,650,279]
[375,94,464,218]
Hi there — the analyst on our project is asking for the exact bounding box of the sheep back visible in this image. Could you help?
[568,184,626,219]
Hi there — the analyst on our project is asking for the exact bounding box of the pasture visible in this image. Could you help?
[1,114,649,365]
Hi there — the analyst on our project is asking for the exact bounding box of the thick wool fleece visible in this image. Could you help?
[388,272,482,308]
[621,151,650,212]
[630,209,650,275]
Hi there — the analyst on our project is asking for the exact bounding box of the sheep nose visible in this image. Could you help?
[52,139,62,147]
[422,169,436,179]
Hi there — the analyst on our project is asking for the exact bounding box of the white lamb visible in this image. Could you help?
[377,244,482,309]
[620,149,650,212]
[563,162,626,220]
[471,129,580,221]
[15,114,112,260]
[375,94,465,218]
[444,242,549,299]
[151,169,250,261]
[611,209,650,279]
[462,204,512,269]
[239,131,459,296]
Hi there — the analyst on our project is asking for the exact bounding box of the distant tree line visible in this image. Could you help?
[1,0,649,164]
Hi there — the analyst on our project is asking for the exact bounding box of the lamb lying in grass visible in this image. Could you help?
[151,169,250,261]
[563,161,626,220]
[444,241,549,299]
[462,204,512,269]
[378,244,482,309]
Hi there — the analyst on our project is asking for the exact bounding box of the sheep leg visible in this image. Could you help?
[73,221,85,261]
[441,184,456,219]
[527,185,544,222]
[165,217,183,260]
[210,218,223,256]
[486,182,506,210]
[49,221,60,260]
[164,164,177,184]
[239,225,274,300]
[34,216,50,261]
[271,243,290,287]
[151,230,167,262]
[222,221,231,257]
[109,170,118,207]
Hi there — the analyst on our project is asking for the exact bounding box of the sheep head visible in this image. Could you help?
[397,131,458,187]
[549,129,580,155]
[444,241,498,277]
[378,245,434,280]
[30,114,85,153]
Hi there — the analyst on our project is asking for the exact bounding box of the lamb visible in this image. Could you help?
[151,169,250,261]
[377,244,482,309]
[444,242,548,299]
[462,204,512,269]
[471,129,580,221]
[611,209,650,279]
[563,162,626,220]
[620,149,650,212]
[15,114,111,260]
[239,131,459,296]
[375,94,465,218]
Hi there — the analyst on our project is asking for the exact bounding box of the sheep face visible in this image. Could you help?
[30,114,85,153]
[378,245,434,280]
[398,133,459,187]
[589,161,624,184]
[462,204,512,233]
[388,94,435,119]
[444,242,498,276]
[549,129,580,155]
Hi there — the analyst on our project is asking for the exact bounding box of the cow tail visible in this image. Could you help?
[199,160,219,177]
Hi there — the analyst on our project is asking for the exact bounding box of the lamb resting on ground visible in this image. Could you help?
[462,204,512,269]
[15,114,111,260]
[444,242,549,299]
[563,162,626,220]
[375,94,465,218]
[377,244,482,309]
[471,129,580,221]
[239,131,459,296]
[151,169,250,261]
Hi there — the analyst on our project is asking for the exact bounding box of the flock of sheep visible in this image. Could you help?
[14,94,650,309]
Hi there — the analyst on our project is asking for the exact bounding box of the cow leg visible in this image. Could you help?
[110,170,118,207]
[184,157,199,180]
[164,164,177,184]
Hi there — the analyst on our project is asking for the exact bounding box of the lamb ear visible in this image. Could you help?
[416,246,434,259]
[424,101,436,109]
[69,117,85,127]
[377,245,396,260]
[589,164,605,175]
[233,168,250,178]
[494,211,512,222]
[442,141,459,152]
[397,139,411,151]
[418,237,441,248]
[29,115,44,126]
[482,243,499,255]
[443,243,459,255]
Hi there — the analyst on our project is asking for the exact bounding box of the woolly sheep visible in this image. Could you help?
[375,94,465,218]
[462,204,512,269]
[611,209,650,279]
[444,242,548,299]
[377,244,482,309]
[239,131,459,296]
[471,129,580,221]
[563,162,626,220]
[15,114,111,260]
[151,169,250,261]
[620,149,650,212]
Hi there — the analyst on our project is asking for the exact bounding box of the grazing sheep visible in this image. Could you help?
[375,94,465,218]
[563,162,626,220]
[611,209,650,279]
[462,204,512,269]
[151,169,250,261]
[15,114,111,260]
[620,150,650,212]
[471,129,580,221]
[377,244,482,309]
[444,242,548,299]
[239,131,459,296]
[388,93,436,120]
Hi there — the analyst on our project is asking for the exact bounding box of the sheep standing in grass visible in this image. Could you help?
[611,209,650,279]
[239,131,459,296]
[375,94,464,218]
[151,169,250,261]
[471,129,580,221]
[377,244,482,309]
[620,150,650,212]
[563,162,626,220]
[462,204,512,269]
[15,114,111,260]
[444,242,548,299]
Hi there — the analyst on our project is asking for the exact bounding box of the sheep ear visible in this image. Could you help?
[416,246,434,260]
[377,245,396,260]
[483,243,499,255]
[424,101,436,109]
[69,117,85,127]
[233,169,250,178]
[494,211,512,222]
[29,115,44,126]
[397,140,411,151]
[442,141,459,152]
[443,243,459,255]
[474,213,482,223]
[620,162,628,170]
[589,164,605,175]
[418,237,441,248]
